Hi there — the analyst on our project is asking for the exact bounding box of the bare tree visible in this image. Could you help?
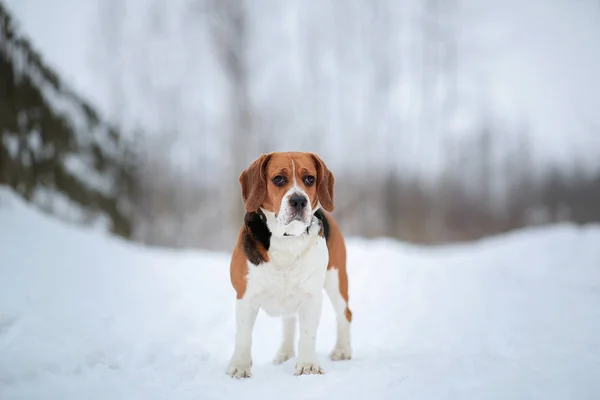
[207,0,255,240]
[95,0,126,129]
[419,0,461,241]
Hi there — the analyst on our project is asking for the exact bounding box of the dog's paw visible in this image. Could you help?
[226,363,252,379]
[294,362,324,376]
[329,346,352,361]
[273,348,295,365]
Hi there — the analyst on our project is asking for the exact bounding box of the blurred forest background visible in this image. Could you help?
[1,0,600,251]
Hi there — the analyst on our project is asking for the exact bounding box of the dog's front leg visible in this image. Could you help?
[227,299,259,378]
[295,292,324,375]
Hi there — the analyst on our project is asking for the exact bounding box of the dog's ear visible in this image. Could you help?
[311,153,335,212]
[239,153,271,212]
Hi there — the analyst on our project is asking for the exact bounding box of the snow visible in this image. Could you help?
[1,185,600,399]
[1,135,18,158]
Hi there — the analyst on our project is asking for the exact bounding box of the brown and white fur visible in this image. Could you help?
[227,152,352,378]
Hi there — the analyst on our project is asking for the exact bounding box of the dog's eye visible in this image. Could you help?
[304,175,316,186]
[272,175,286,186]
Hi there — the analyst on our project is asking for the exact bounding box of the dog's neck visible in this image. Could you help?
[243,209,328,267]
[249,210,310,237]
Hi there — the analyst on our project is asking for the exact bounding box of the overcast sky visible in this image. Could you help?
[6,0,600,178]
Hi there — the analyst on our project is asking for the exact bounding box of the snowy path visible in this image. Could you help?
[1,188,600,400]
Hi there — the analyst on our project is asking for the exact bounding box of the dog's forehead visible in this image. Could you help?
[266,152,315,175]
[265,153,293,173]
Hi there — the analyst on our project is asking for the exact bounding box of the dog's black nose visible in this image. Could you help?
[289,193,308,211]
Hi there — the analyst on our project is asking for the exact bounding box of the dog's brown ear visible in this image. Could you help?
[311,153,335,212]
[239,153,271,212]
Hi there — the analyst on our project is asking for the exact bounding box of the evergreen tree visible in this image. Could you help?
[0,2,137,238]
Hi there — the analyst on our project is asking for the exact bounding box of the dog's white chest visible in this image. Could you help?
[245,234,328,317]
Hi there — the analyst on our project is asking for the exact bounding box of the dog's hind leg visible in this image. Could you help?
[273,315,296,364]
[324,267,352,361]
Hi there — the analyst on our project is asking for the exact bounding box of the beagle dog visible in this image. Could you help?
[227,152,352,378]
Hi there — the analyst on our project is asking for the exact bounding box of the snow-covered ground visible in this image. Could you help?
[1,186,599,399]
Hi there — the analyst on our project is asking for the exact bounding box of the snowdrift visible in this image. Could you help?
[1,187,599,399]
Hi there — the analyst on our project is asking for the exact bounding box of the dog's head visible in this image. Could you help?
[239,152,334,236]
